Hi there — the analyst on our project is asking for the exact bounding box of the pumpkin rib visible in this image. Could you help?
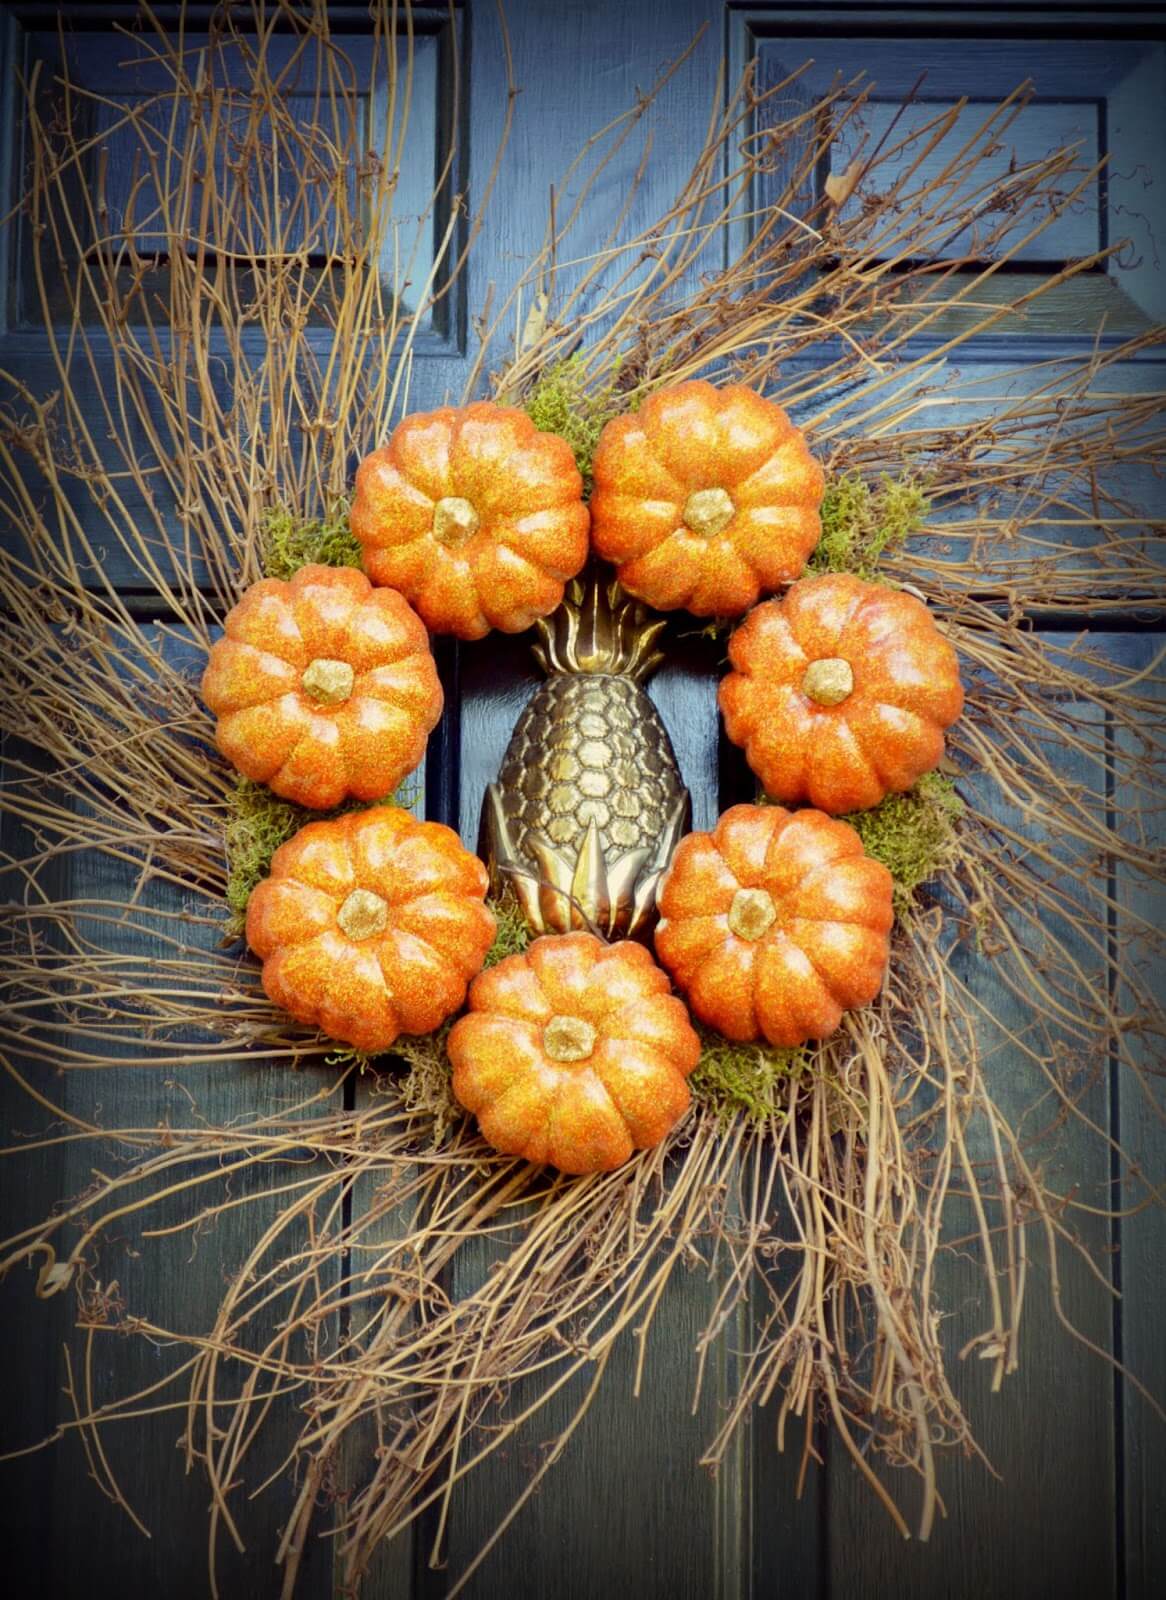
[204,640,301,711]
[687,941,760,1043]
[618,538,705,611]
[733,443,813,507]
[591,1040,690,1147]
[472,543,569,634]
[392,894,496,972]
[227,594,307,662]
[582,495,680,564]
[375,923,448,983]
[754,940,841,1047]
[716,804,785,882]
[600,993,697,1069]
[385,410,453,500]
[463,960,553,1024]
[268,723,348,810]
[246,879,336,957]
[652,913,730,985]
[269,824,356,895]
[728,505,819,587]
[763,815,856,881]
[262,932,342,1014]
[663,850,739,922]
[787,920,887,1008]
[848,702,940,792]
[481,1075,557,1153]
[448,1016,546,1111]
[791,857,894,921]
[808,723,884,812]
[546,1077,632,1176]
[782,922,853,994]
[526,931,601,1007]
[842,708,899,791]
[689,543,758,616]
[592,414,685,501]
[375,930,465,1035]
[217,699,311,785]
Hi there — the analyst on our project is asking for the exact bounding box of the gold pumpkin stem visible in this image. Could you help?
[802,657,854,707]
[337,888,389,941]
[728,887,777,942]
[301,657,355,705]
[682,487,735,538]
[432,495,480,548]
[542,1014,597,1062]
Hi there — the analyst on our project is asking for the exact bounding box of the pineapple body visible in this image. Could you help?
[498,673,685,862]
[483,574,690,939]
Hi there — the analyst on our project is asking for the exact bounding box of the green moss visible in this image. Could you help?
[482,891,533,967]
[260,501,363,580]
[224,777,419,934]
[840,771,964,914]
[383,898,531,1145]
[523,357,628,494]
[395,1020,461,1144]
[810,473,929,580]
[690,1026,810,1124]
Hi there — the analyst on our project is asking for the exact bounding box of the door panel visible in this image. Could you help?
[743,8,1166,335]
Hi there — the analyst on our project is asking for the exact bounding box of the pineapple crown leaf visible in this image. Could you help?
[533,572,665,682]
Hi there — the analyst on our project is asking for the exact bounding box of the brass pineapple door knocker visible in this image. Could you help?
[483,570,690,940]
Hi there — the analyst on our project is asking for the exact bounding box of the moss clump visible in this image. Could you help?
[395,1021,461,1143]
[390,898,531,1144]
[482,891,533,967]
[841,771,964,914]
[523,357,628,494]
[690,1026,810,1124]
[260,501,363,580]
[224,777,419,934]
[810,472,929,580]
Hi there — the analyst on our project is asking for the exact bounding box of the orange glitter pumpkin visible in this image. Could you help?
[448,932,700,1174]
[589,380,824,616]
[349,401,590,639]
[201,564,442,810]
[719,573,964,813]
[246,805,495,1054]
[655,804,893,1048]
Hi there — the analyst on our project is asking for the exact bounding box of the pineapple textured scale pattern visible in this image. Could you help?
[499,674,684,858]
[484,575,690,940]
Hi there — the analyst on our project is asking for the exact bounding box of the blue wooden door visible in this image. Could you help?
[0,4,1162,1597]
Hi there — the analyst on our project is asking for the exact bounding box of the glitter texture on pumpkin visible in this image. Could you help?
[201,564,443,810]
[448,932,700,1174]
[349,401,590,639]
[588,379,824,616]
[245,805,496,1054]
[655,803,894,1048]
[719,572,964,813]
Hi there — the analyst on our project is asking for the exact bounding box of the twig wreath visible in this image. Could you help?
[1,5,1163,1595]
